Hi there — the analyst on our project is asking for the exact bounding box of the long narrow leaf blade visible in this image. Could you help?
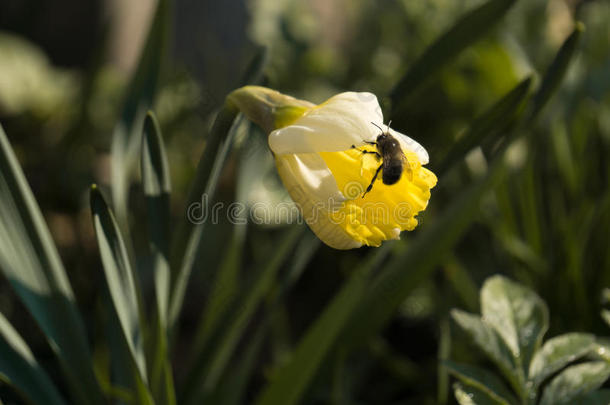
[90,186,148,383]
[529,22,585,120]
[0,312,66,405]
[390,0,517,113]
[0,124,104,404]
[347,159,506,347]
[183,226,303,405]
[140,111,176,405]
[435,77,532,176]
[111,0,170,225]
[254,244,392,405]
[141,111,171,327]
[168,106,240,330]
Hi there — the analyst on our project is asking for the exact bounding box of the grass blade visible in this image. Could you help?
[254,243,392,405]
[141,111,171,326]
[435,76,532,177]
[183,225,303,405]
[169,47,268,285]
[346,159,506,348]
[0,312,66,405]
[0,124,104,404]
[90,186,149,385]
[168,107,240,331]
[528,22,585,121]
[390,0,517,114]
[111,0,171,226]
[140,111,176,405]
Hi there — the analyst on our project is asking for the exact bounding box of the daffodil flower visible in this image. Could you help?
[228,86,437,249]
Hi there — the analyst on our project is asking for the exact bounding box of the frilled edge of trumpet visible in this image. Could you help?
[274,145,437,249]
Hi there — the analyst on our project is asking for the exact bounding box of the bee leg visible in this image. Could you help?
[350,145,381,159]
[363,164,383,198]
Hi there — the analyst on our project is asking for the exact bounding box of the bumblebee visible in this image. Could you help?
[352,122,412,197]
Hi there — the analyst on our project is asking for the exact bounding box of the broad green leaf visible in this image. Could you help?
[90,186,148,383]
[0,124,104,404]
[529,333,595,387]
[168,105,240,330]
[540,361,610,405]
[444,360,517,405]
[183,225,303,405]
[0,312,66,405]
[435,77,532,177]
[451,309,521,395]
[254,243,391,405]
[111,0,170,226]
[602,310,610,328]
[529,22,585,121]
[390,0,517,113]
[453,382,507,405]
[480,275,548,377]
[592,339,610,362]
[572,390,610,405]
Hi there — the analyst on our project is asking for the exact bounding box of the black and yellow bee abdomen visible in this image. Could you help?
[382,160,403,185]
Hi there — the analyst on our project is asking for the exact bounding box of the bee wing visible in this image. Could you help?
[400,152,414,180]
[389,128,429,165]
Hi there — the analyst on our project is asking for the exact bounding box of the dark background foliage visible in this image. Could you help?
[1,0,609,403]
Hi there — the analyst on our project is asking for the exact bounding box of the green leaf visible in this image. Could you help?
[529,333,595,387]
[169,47,268,316]
[591,339,610,362]
[344,157,506,348]
[0,312,66,405]
[204,319,267,405]
[111,0,170,225]
[540,362,610,405]
[140,111,176,405]
[188,227,245,364]
[141,111,171,326]
[90,186,148,383]
[529,22,585,121]
[183,225,304,405]
[237,46,269,87]
[254,243,392,405]
[572,390,610,405]
[444,360,517,405]
[480,275,548,378]
[453,382,508,405]
[451,309,521,395]
[602,310,610,328]
[390,0,517,113]
[0,124,104,404]
[168,105,240,331]
[435,77,532,177]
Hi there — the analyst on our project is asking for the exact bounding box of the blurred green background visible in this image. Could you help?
[1,0,610,404]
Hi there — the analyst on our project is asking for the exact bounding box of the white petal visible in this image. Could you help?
[269,92,384,154]
[275,153,362,250]
[389,128,429,165]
